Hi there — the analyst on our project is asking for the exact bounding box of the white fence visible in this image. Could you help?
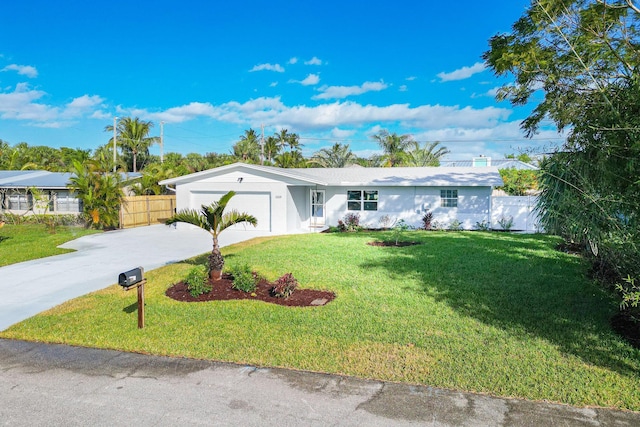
[491,196,541,232]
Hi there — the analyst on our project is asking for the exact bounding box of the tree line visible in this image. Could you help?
[485,0,640,316]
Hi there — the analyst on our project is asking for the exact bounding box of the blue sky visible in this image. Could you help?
[0,0,563,162]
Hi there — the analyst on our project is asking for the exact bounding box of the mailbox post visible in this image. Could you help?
[118,267,145,329]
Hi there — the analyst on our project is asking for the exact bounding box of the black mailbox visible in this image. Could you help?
[119,267,144,288]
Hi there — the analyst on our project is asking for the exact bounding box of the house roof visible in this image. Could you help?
[0,170,142,189]
[160,163,504,187]
[0,170,72,189]
[440,159,538,170]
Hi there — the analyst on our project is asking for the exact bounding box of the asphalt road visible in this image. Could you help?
[1,339,638,426]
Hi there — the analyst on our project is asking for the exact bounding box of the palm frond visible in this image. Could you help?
[165,209,210,232]
[218,210,258,233]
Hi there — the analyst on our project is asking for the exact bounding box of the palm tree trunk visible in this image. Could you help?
[208,236,224,280]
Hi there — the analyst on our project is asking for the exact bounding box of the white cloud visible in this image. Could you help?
[437,62,486,82]
[406,76,417,81]
[313,81,388,100]
[330,127,356,139]
[249,63,285,73]
[2,64,38,78]
[399,85,408,92]
[0,84,104,126]
[293,73,320,86]
[304,56,323,66]
[288,57,298,64]
[125,96,514,135]
[270,81,278,87]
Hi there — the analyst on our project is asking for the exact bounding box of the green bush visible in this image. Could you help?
[474,219,490,231]
[271,273,299,298]
[498,216,514,231]
[185,265,211,297]
[448,219,463,231]
[229,264,257,293]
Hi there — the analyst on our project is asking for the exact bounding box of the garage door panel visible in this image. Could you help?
[190,191,271,231]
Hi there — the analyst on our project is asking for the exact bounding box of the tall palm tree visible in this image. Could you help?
[274,129,303,153]
[165,191,257,280]
[308,143,357,168]
[232,129,260,162]
[371,130,414,167]
[264,135,280,162]
[105,117,159,172]
[405,141,450,167]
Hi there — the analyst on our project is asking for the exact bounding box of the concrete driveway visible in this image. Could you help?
[0,224,273,331]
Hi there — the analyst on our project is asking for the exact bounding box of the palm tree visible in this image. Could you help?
[264,136,280,162]
[105,117,159,172]
[405,141,450,167]
[308,143,357,168]
[68,160,124,229]
[371,130,414,167]
[165,191,257,280]
[232,129,260,162]
[274,151,305,168]
[274,129,303,153]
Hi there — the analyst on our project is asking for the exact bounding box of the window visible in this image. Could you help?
[7,191,32,210]
[347,190,378,211]
[51,191,81,212]
[440,189,458,207]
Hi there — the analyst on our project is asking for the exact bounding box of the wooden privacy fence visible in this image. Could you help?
[120,195,176,229]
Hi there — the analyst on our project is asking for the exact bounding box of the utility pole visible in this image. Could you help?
[260,123,265,165]
[160,121,165,163]
[113,117,118,173]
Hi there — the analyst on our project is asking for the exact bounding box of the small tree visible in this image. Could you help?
[165,191,257,280]
[68,160,124,229]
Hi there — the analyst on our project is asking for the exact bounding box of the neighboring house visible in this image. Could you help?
[0,170,81,215]
[159,162,504,233]
[441,157,538,170]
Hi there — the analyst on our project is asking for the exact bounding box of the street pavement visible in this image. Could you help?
[1,339,638,426]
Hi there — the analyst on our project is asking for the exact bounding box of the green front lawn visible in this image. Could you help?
[2,231,639,410]
[0,223,100,267]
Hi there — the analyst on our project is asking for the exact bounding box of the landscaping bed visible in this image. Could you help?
[166,274,335,307]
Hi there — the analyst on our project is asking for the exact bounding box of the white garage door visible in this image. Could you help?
[190,191,271,231]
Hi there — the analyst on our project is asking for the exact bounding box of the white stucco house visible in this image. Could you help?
[159,162,503,233]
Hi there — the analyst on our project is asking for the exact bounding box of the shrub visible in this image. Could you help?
[474,219,490,231]
[421,211,433,230]
[448,219,463,231]
[391,219,414,244]
[271,273,299,298]
[498,215,515,231]
[342,213,361,232]
[185,265,211,297]
[229,264,257,293]
[616,276,640,320]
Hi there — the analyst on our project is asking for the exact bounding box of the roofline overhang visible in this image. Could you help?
[159,162,328,186]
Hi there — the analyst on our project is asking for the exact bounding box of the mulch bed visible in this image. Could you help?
[367,241,421,247]
[165,275,335,307]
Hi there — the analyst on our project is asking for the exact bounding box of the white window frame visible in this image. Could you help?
[347,190,378,211]
[440,189,458,208]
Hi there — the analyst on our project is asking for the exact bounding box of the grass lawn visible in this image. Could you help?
[2,231,639,411]
[0,223,100,267]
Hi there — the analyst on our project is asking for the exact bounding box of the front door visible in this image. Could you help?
[310,190,325,226]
